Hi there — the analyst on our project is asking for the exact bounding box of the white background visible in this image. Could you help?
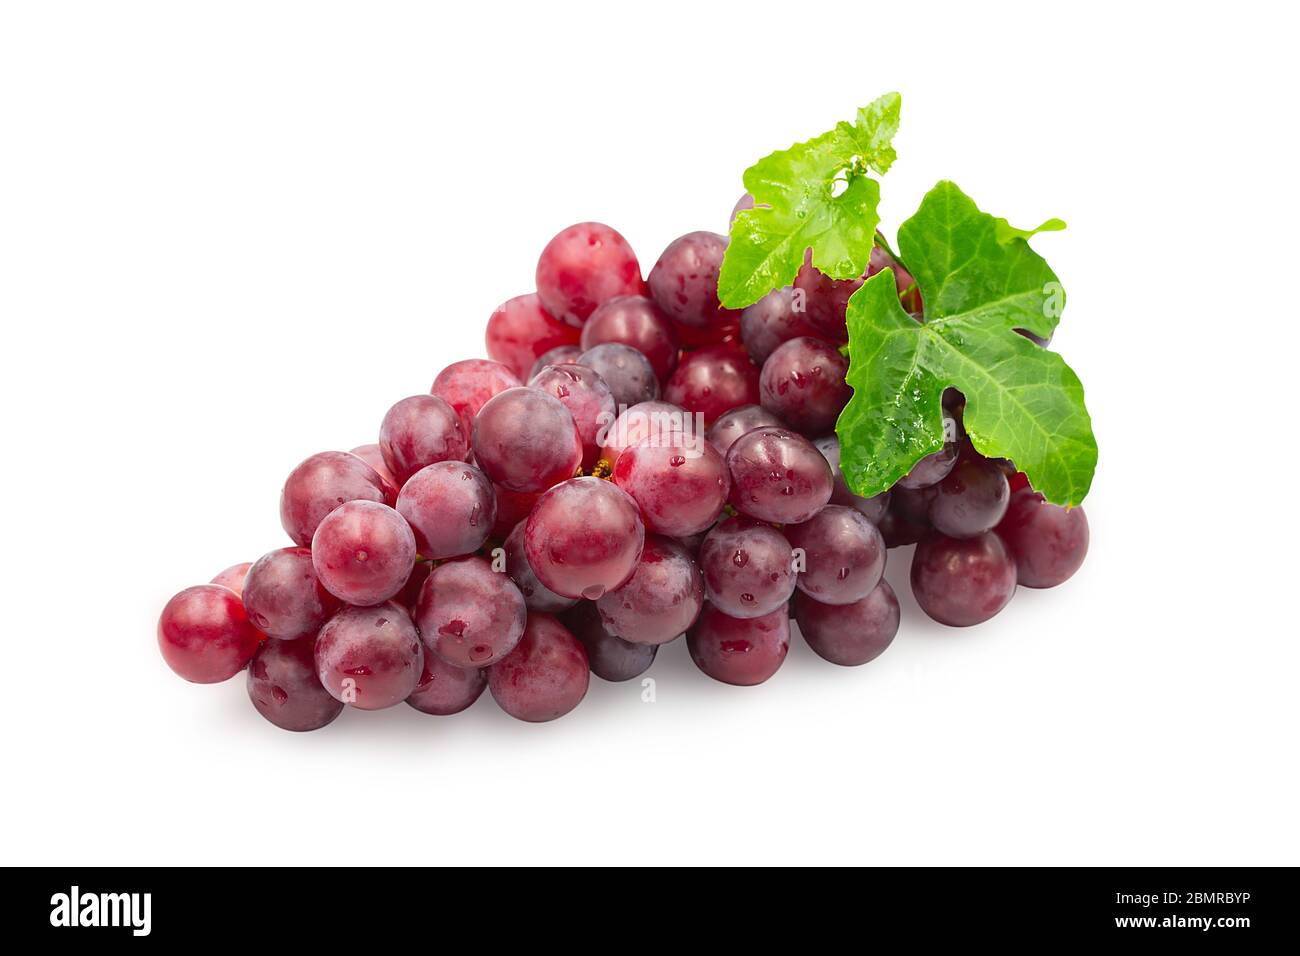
[2,1,1296,866]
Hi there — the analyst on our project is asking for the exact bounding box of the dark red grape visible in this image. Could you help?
[726,425,833,524]
[485,292,582,380]
[414,556,526,667]
[577,343,659,407]
[349,443,398,489]
[525,477,645,600]
[794,581,899,667]
[536,222,645,327]
[378,394,468,486]
[431,359,521,435]
[247,636,344,732]
[311,500,417,606]
[471,386,583,493]
[698,516,796,619]
[784,505,886,606]
[911,532,1017,627]
[280,450,395,547]
[243,547,339,641]
[896,417,962,489]
[793,245,919,342]
[395,460,496,559]
[647,231,739,345]
[930,455,1011,539]
[503,519,578,613]
[406,653,487,716]
[314,602,423,709]
[210,562,252,597]
[563,602,658,682]
[812,435,890,524]
[892,483,938,525]
[581,294,679,382]
[877,501,929,549]
[158,585,262,684]
[687,604,790,686]
[596,535,704,645]
[528,345,583,380]
[529,363,618,468]
[996,492,1089,588]
[663,343,760,423]
[706,404,784,458]
[491,484,541,540]
[740,286,824,365]
[599,400,697,466]
[395,560,431,612]
[612,434,729,537]
[759,336,851,435]
[487,613,590,722]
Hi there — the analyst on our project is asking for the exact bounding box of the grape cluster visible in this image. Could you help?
[159,207,1090,731]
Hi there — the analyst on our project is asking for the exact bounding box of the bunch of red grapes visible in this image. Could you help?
[158,208,1089,731]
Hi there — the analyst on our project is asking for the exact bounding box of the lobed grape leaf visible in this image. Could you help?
[718,93,901,310]
[836,181,1096,507]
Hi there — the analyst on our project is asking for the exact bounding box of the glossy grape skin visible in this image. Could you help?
[794,581,900,667]
[210,562,252,597]
[525,477,645,600]
[577,343,659,408]
[647,231,739,345]
[911,532,1017,627]
[504,519,578,614]
[158,585,262,684]
[759,336,851,436]
[529,363,618,468]
[687,604,790,687]
[706,404,784,458]
[599,400,697,466]
[280,451,396,547]
[485,292,582,380]
[528,345,582,380]
[242,547,339,641]
[314,602,423,709]
[487,613,590,722]
[812,435,890,524]
[725,426,833,525]
[580,295,679,382]
[612,435,729,537]
[414,556,527,668]
[431,359,521,435]
[349,443,399,489]
[793,245,919,342]
[784,505,886,606]
[406,653,487,716]
[663,344,761,424]
[740,286,823,365]
[491,484,541,541]
[596,535,704,645]
[535,222,645,327]
[395,460,496,559]
[378,394,468,486]
[930,456,1011,539]
[311,500,417,606]
[471,387,583,493]
[247,636,344,732]
[996,492,1089,588]
[563,602,658,682]
[698,516,796,619]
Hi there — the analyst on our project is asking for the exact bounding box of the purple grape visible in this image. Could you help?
[485,292,581,380]
[740,287,824,365]
[487,613,590,722]
[430,359,521,435]
[911,532,1017,627]
[646,231,740,345]
[280,451,396,547]
[562,602,658,682]
[663,343,761,424]
[706,404,784,458]
[158,585,261,684]
[406,653,487,716]
[930,455,1011,539]
[414,556,527,667]
[528,345,582,381]
[794,581,899,667]
[892,483,938,525]
[793,245,920,342]
[996,491,1089,588]
[758,336,851,436]
[896,419,961,490]
[600,400,699,466]
[697,516,796,619]
[595,535,704,645]
[242,547,340,641]
[349,443,398,489]
[687,604,790,686]
[535,222,645,327]
[247,636,344,731]
[812,435,890,524]
[314,602,424,709]
[504,519,578,614]
[612,434,729,537]
[396,460,496,559]
[311,500,417,606]
[379,394,469,486]
[725,426,833,524]
[878,501,929,549]
[471,386,583,493]
[524,477,645,600]
[529,363,618,468]
[784,505,886,606]
[577,343,659,408]
[580,294,679,382]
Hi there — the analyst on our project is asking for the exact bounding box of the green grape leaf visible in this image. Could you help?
[718,92,901,309]
[837,181,1096,507]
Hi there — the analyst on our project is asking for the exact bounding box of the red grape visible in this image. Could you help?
[242,547,339,641]
[581,294,679,382]
[740,286,823,365]
[485,292,582,380]
[314,602,423,710]
[210,562,252,597]
[793,245,919,342]
[758,336,851,436]
[725,425,833,524]
[158,584,262,684]
[491,484,541,540]
[576,343,659,407]
[535,222,645,327]
[395,460,496,559]
[911,532,1017,627]
[996,492,1089,588]
[599,400,697,466]
[706,404,784,458]
[930,455,1011,539]
[431,359,521,435]
[784,505,886,606]
[529,363,618,468]
[687,604,790,686]
[812,435,890,524]
[406,653,487,716]
[503,519,577,613]
[528,345,582,380]
[562,602,658,682]
[471,386,583,493]
[524,477,645,600]
[349,443,398,489]
[698,516,796,619]
[247,636,344,732]
[487,613,590,722]
[612,434,729,537]
[280,450,395,547]
[596,535,704,645]
[378,394,468,486]
[414,556,527,667]
[794,581,899,667]
[311,500,417,606]
[647,231,739,345]
[663,343,760,424]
